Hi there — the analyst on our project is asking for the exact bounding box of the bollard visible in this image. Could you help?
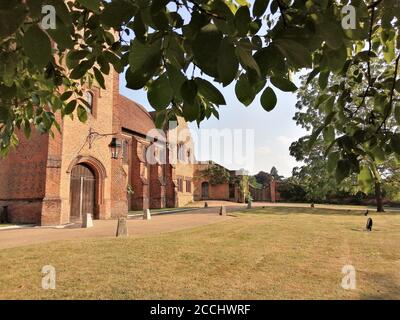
[143,209,151,220]
[82,213,93,228]
[247,200,252,209]
[219,206,226,216]
[116,217,128,237]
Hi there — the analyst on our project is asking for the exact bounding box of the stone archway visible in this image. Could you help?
[67,156,107,222]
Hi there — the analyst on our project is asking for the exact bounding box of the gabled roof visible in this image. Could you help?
[117,95,156,136]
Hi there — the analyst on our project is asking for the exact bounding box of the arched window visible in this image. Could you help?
[85,91,94,114]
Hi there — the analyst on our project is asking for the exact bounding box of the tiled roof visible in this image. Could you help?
[117,95,156,136]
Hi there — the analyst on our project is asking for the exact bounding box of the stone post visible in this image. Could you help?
[219,206,226,216]
[116,217,128,237]
[143,209,151,220]
[247,200,252,209]
[82,213,93,228]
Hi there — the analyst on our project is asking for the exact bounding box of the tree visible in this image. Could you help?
[290,138,355,202]
[198,163,230,185]
[293,62,400,211]
[1,1,400,190]
[254,171,272,186]
[248,175,262,188]
[270,166,283,181]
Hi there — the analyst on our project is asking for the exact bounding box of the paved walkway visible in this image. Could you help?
[0,209,232,250]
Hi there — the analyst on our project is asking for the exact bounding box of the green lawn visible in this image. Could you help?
[1,207,400,299]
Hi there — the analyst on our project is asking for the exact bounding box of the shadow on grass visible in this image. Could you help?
[358,272,400,300]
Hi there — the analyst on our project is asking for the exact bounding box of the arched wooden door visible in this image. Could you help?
[201,182,209,199]
[70,164,96,222]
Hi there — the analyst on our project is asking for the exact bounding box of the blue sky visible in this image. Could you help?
[119,1,307,177]
[119,76,306,177]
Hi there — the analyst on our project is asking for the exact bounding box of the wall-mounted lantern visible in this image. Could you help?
[109,137,122,159]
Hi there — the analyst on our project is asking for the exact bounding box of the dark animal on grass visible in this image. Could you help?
[364,209,369,216]
[366,218,373,231]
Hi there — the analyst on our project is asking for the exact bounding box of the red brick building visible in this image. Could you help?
[0,69,250,225]
[0,69,256,226]
[0,70,193,225]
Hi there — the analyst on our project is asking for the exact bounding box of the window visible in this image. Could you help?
[186,180,191,193]
[177,177,183,192]
[85,91,94,114]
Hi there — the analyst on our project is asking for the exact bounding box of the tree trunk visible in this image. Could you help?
[375,182,384,212]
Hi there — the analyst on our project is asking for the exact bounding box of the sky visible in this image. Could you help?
[118,1,308,178]
[119,75,306,177]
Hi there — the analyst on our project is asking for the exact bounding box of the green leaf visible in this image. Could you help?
[125,67,150,90]
[60,91,73,101]
[327,151,340,173]
[151,0,170,14]
[46,17,74,49]
[235,74,255,106]
[64,100,77,115]
[0,3,27,38]
[270,76,298,92]
[166,63,185,99]
[129,38,161,71]
[318,21,344,50]
[70,61,91,79]
[182,100,200,122]
[235,46,261,77]
[181,80,198,105]
[260,87,277,112]
[371,146,386,164]
[253,0,270,17]
[318,71,330,90]
[218,38,239,86]
[234,6,251,35]
[395,106,400,125]
[148,73,173,110]
[101,0,137,28]
[275,39,312,68]
[195,78,226,105]
[77,105,88,123]
[358,165,373,194]
[22,25,52,68]
[192,24,223,78]
[391,133,400,155]
[93,67,106,90]
[77,0,101,13]
[324,45,348,72]
[323,126,335,143]
[336,159,351,183]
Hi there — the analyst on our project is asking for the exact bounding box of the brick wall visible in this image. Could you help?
[0,129,49,224]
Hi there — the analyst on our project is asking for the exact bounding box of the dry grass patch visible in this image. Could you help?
[1,207,400,299]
